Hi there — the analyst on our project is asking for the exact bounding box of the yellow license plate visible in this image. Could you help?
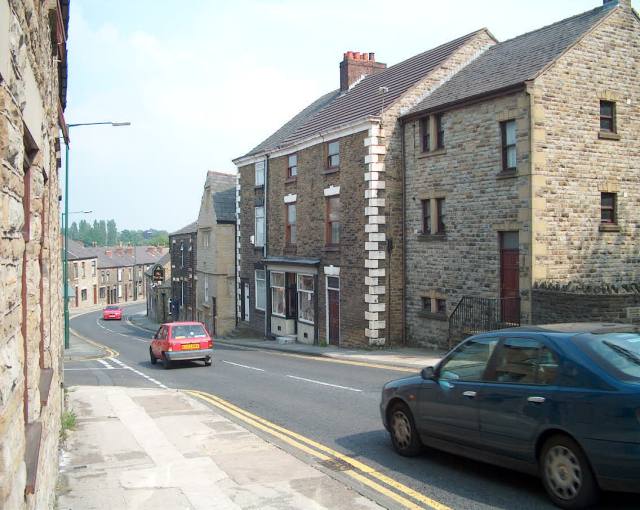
[182,343,200,350]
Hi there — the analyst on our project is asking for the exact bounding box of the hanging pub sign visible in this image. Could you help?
[152,265,164,282]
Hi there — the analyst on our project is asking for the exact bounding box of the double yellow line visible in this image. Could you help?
[186,389,451,510]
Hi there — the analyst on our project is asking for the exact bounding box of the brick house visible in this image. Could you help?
[0,0,69,508]
[66,241,99,309]
[402,0,640,349]
[169,221,197,321]
[233,30,496,347]
[195,172,237,336]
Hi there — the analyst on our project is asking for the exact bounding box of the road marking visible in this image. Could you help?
[187,390,443,510]
[97,359,113,369]
[222,360,265,372]
[109,358,168,389]
[286,375,362,392]
[187,390,451,510]
[216,341,418,373]
[64,368,128,371]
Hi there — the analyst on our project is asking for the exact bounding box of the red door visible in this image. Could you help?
[327,277,340,345]
[93,285,97,304]
[500,232,520,324]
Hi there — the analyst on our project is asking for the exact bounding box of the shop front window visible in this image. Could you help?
[297,274,315,324]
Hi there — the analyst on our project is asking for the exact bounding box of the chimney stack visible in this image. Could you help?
[340,51,386,92]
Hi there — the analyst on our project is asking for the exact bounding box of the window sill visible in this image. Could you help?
[255,308,265,314]
[417,233,447,242]
[254,185,265,190]
[254,246,265,251]
[496,170,518,180]
[285,177,297,184]
[323,168,340,175]
[418,311,447,321]
[297,319,314,326]
[598,131,620,141]
[323,245,340,252]
[417,148,446,159]
[599,223,620,232]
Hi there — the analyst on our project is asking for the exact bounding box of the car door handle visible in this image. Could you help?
[462,391,477,398]
[527,396,546,404]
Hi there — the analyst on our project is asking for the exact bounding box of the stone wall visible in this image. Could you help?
[0,0,67,508]
[404,91,531,349]
[170,231,197,321]
[531,5,640,287]
[68,257,98,308]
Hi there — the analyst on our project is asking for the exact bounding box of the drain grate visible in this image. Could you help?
[318,457,352,472]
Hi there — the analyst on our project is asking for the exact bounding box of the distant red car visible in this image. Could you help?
[150,322,213,369]
[102,305,123,320]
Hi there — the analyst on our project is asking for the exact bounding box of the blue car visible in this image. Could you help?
[380,323,640,509]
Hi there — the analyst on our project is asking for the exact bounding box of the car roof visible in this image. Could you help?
[484,323,639,336]
[162,321,204,326]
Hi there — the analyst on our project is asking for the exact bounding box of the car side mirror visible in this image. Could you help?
[421,366,436,380]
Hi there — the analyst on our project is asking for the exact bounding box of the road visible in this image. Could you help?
[65,304,635,510]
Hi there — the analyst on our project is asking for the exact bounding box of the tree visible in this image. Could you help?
[78,219,91,245]
[106,220,117,245]
[69,221,79,240]
[98,220,107,246]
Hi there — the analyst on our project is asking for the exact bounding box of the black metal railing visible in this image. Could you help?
[448,296,521,348]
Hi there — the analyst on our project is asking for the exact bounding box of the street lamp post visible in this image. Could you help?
[63,121,131,349]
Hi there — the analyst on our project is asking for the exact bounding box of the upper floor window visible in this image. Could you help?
[327,141,340,169]
[421,199,431,234]
[286,203,297,245]
[180,242,185,268]
[92,261,96,276]
[81,261,86,278]
[435,113,444,149]
[501,119,517,172]
[601,192,616,224]
[600,101,616,133]
[287,154,297,178]
[255,206,265,247]
[326,196,340,245]
[255,160,265,187]
[420,117,430,152]
[202,231,210,248]
[73,263,78,279]
[117,268,123,282]
[436,198,446,234]
[421,198,445,235]
[255,270,266,311]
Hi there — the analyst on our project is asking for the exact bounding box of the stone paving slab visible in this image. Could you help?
[57,386,382,510]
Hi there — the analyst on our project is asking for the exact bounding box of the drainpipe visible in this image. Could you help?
[401,118,407,345]
[264,155,270,339]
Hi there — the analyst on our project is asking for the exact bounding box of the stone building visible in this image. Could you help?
[145,251,171,323]
[403,0,640,348]
[195,172,237,336]
[169,221,197,321]
[233,31,496,347]
[66,241,98,309]
[0,0,69,508]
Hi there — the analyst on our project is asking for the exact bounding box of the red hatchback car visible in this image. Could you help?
[102,305,123,320]
[150,322,213,369]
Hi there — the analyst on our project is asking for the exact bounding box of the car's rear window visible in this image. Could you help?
[106,306,119,310]
[577,333,640,381]
[171,325,207,339]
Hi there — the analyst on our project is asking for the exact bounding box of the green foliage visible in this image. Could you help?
[66,218,168,247]
[60,410,77,441]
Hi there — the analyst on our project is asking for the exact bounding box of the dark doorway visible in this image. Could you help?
[500,231,520,324]
[327,277,340,345]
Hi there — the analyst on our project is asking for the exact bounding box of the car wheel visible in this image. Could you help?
[540,435,599,509]
[203,357,212,367]
[162,353,172,369]
[388,402,422,457]
[149,347,157,365]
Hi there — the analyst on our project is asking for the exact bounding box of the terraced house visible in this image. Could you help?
[403,0,640,348]
[233,30,497,347]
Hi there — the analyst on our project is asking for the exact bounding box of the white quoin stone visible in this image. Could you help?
[365,328,380,338]
[364,136,379,146]
[369,251,386,260]
[364,259,379,268]
[369,302,386,312]
[368,232,385,242]
[364,276,379,286]
[368,268,385,278]
[364,311,378,321]
[364,224,379,233]
[364,189,379,199]
[364,293,379,303]
[284,193,297,204]
[364,154,380,164]
[368,162,385,173]
[323,185,340,197]
[369,320,386,330]
[364,172,380,182]
[368,198,385,208]
[368,126,385,137]
[369,285,386,295]
[369,145,386,155]
[364,207,378,217]
[369,215,386,225]
[369,181,386,190]
[365,242,379,251]
[369,337,386,346]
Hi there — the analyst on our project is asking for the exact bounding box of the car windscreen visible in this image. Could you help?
[171,325,207,339]
[106,306,119,310]
[576,333,640,381]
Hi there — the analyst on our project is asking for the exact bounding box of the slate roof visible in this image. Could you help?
[67,239,169,269]
[237,29,490,161]
[407,3,615,115]
[213,188,236,224]
[170,221,198,236]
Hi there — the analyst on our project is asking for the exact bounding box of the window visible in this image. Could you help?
[99,287,106,299]
[204,277,209,301]
[91,261,96,276]
[118,284,122,298]
[73,263,78,279]
[326,196,340,245]
[81,289,87,301]
[421,296,430,310]
[601,192,616,224]
[420,117,430,152]
[501,119,517,172]
[435,113,444,149]
[255,270,266,311]
[297,274,314,324]
[101,271,106,283]
[287,154,297,178]
[436,298,446,315]
[180,242,184,268]
[327,141,340,169]
[117,268,123,282]
[255,206,265,247]
[600,100,616,133]
[202,230,210,248]
[81,262,86,278]
[487,338,559,385]
[286,203,297,245]
[255,160,265,187]
[421,199,431,234]
[576,332,640,381]
[421,296,446,315]
[271,271,285,316]
[439,337,498,381]
[436,198,446,234]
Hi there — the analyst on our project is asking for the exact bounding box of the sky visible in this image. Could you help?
[64,0,639,232]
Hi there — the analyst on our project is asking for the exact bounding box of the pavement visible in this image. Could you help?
[128,313,446,370]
